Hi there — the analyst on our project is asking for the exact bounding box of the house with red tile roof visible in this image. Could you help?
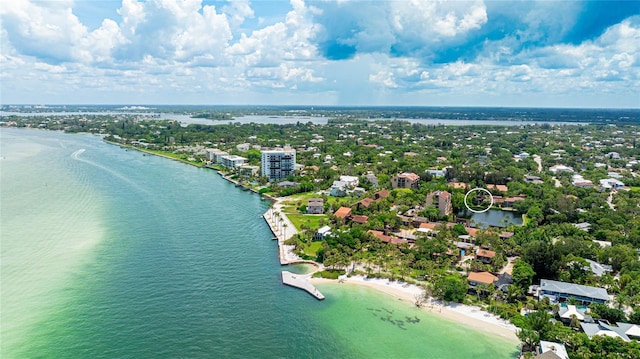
[355,197,374,210]
[334,207,352,220]
[351,215,369,224]
[476,249,496,264]
[374,189,390,201]
[467,271,499,287]
[368,230,408,245]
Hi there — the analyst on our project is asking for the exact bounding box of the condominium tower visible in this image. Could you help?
[261,147,296,181]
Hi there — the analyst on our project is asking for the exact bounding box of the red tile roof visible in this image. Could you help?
[401,172,421,181]
[334,207,352,219]
[477,249,496,258]
[487,184,508,192]
[368,230,408,245]
[375,190,390,200]
[419,222,438,230]
[467,271,498,285]
[351,215,369,224]
[357,198,374,208]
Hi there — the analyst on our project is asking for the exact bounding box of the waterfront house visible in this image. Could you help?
[391,172,420,189]
[558,305,588,324]
[306,198,324,214]
[580,321,640,342]
[467,271,498,288]
[220,155,247,169]
[313,226,332,241]
[238,164,259,178]
[536,341,570,359]
[538,279,609,305]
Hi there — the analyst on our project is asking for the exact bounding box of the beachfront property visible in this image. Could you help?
[261,147,296,182]
[425,190,452,217]
[313,225,332,241]
[238,164,259,178]
[536,341,570,359]
[205,148,229,164]
[558,305,589,324]
[220,155,247,168]
[467,271,498,288]
[580,321,640,342]
[306,198,324,214]
[391,172,420,189]
[538,279,609,305]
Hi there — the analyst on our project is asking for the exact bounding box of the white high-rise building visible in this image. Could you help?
[261,147,296,181]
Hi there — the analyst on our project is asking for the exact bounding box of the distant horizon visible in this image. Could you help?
[2,1,639,108]
[3,103,640,111]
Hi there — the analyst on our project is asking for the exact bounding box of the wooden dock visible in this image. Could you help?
[281,271,324,300]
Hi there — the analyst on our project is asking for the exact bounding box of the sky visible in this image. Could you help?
[1,0,639,108]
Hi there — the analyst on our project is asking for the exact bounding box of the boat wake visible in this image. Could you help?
[71,148,85,159]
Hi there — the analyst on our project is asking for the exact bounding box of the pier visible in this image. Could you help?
[281,271,324,300]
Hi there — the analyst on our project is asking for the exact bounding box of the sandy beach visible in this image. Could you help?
[309,275,519,342]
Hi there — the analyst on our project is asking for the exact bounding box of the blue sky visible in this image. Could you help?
[1,0,639,108]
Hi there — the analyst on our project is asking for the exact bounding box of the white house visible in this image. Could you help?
[549,165,574,174]
[599,178,625,190]
[221,155,247,168]
[313,226,332,241]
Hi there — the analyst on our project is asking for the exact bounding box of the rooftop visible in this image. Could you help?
[540,279,609,302]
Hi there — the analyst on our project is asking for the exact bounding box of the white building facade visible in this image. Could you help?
[261,148,296,181]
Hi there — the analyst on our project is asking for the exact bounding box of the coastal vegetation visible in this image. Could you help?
[3,106,640,358]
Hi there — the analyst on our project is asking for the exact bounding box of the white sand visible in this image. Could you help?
[309,275,519,342]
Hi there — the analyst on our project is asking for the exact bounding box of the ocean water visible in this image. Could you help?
[0,128,519,358]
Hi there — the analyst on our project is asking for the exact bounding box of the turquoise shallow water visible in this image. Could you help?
[0,128,518,358]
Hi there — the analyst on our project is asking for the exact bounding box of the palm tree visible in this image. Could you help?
[283,223,288,239]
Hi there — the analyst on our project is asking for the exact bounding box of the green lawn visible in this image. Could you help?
[286,213,327,231]
[302,241,323,257]
[630,186,640,193]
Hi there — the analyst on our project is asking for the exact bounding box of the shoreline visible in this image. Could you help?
[310,275,519,343]
[104,138,517,344]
